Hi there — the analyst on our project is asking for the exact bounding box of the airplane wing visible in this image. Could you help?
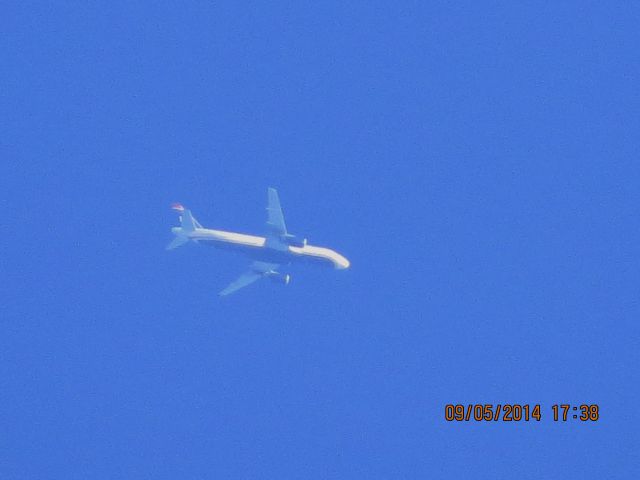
[266,187,288,236]
[218,261,280,296]
[218,271,262,296]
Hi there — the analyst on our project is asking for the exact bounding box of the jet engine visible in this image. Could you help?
[265,271,291,285]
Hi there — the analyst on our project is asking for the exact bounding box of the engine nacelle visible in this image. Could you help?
[282,234,307,248]
[265,271,291,285]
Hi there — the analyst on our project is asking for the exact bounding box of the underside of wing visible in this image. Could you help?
[218,261,281,296]
[251,261,279,273]
[218,271,263,296]
[266,187,287,236]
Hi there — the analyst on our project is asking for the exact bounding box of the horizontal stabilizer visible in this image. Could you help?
[165,236,189,250]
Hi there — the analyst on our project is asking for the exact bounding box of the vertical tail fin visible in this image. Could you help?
[167,203,202,251]
[180,209,198,233]
[171,203,202,232]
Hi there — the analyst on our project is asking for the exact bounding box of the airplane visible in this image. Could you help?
[166,187,350,296]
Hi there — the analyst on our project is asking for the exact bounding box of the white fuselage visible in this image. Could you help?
[172,227,350,269]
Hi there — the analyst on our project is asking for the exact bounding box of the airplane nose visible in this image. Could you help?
[338,258,350,269]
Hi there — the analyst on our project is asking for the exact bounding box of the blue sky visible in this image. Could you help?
[2,2,639,478]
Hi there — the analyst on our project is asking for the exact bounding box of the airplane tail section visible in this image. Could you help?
[180,208,198,233]
[166,203,202,250]
[165,235,189,250]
